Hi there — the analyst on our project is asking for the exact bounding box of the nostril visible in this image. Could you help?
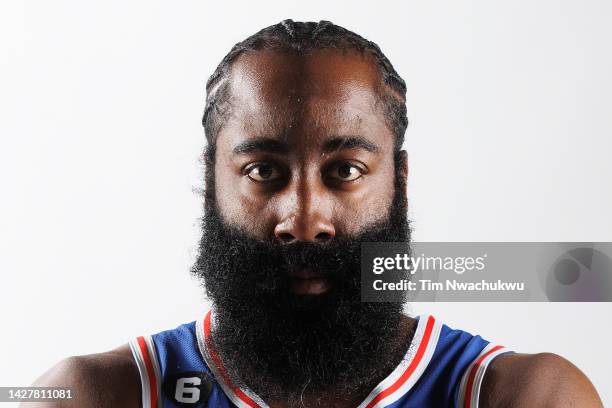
[315,232,332,242]
[278,233,296,243]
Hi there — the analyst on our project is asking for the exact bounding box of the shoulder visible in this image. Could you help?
[19,344,140,408]
[479,352,603,408]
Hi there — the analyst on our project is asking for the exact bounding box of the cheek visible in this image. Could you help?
[214,158,277,236]
[334,161,396,236]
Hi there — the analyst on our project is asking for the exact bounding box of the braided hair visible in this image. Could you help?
[203,19,408,153]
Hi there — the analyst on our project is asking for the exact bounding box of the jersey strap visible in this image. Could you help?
[129,335,164,408]
[195,311,269,408]
[356,314,443,408]
[456,343,512,408]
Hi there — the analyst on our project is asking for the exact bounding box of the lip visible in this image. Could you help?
[287,268,332,295]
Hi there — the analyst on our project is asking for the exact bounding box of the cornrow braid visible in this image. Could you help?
[202,19,408,151]
[281,19,296,39]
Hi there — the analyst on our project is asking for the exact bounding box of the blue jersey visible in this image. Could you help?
[129,311,511,408]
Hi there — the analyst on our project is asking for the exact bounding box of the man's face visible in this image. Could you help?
[213,48,400,295]
[214,49,399,240]
[195,49,409,401]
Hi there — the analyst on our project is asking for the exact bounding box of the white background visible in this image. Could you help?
[1,0,611,405]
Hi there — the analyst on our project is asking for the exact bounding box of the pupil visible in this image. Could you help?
[258,165,272,179]
[338,164,352,178]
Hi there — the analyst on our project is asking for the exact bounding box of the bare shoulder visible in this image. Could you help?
[19,344,140,408]
[479,352,603,408]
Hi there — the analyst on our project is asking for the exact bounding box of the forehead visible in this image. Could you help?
[218,48,393,147]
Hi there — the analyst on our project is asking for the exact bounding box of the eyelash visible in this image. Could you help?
[243,162,283,183]
[323,161,368,183]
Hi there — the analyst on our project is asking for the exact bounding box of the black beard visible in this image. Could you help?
[191,154,412,403]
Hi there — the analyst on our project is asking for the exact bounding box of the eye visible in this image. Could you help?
[325,162,366,182]
[245,163,282,182]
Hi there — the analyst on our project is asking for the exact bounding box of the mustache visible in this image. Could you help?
[275,240,358,275]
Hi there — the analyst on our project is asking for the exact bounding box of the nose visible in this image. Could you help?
[274,180,336,244]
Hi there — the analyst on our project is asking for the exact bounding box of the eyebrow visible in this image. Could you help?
[321,136,379,154]
[232,135,380,155]
[232,138,290,155]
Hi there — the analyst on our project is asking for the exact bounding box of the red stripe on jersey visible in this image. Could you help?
[463,345,504,408]
[365,315,436,408]
[136,336,158,408]
[203,311,261,408]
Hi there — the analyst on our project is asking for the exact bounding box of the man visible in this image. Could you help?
[26,20,602,408]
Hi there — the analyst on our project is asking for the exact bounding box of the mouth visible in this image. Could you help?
[287,268,333,295]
